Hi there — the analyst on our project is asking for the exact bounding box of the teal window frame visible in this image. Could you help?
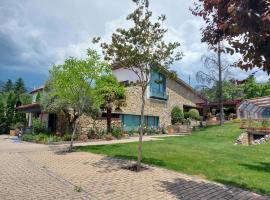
[149,70,168,100]
[120,114,159,131]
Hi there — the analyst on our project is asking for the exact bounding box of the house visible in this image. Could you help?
[16,67,206,136]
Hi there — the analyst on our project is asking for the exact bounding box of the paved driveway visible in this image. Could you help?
[0,135,269,200]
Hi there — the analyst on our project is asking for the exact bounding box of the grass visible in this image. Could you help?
[76,123,270,195]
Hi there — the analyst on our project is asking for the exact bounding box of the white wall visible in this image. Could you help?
[113,68,139,83]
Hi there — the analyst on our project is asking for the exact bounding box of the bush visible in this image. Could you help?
[62,133,73,141]
[21,134,35,142]
[111,126,123,139]
[87,128,106,139]
[32,119,46,134]
[125,128,137,136]
[21,133,62,143]
[171,106,184,125]
[188,109,201,121]
[143,127,159,135]
[184,112,190,119]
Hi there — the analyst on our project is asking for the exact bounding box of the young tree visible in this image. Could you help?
[95,74,126,133]
[49,49,108,151]
[95,0,182,171]
[191,0,270,73]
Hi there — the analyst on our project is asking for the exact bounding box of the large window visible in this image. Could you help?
[149,70,167,100]
[121,114,159,130]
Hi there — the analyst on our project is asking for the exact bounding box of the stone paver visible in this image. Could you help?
[0,135,269,200]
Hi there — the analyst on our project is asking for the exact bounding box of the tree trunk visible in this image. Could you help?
[218,42,224,126]
[107,105,112,134]
[69,119,77,152]
[137,87,146,172]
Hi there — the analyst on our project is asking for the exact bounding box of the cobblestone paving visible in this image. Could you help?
[0,135,269,200]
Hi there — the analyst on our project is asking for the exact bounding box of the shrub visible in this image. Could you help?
[87,128,106,139]
[188,109,201,121]
[21,134,35,142]
[184,112,189,119]
[32,118,46,134]
[62,133,73,141]
[111,126,123,139]
[171,106,184,125]
[261,120,270,128]
[125,128,137,136]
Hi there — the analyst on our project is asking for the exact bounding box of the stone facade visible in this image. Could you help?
[74,77,204,134]
[71,77,204,137]
[119,78,204,127]
[78,115,121,135]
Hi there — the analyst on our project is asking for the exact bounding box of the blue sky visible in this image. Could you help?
[0,0,268,89]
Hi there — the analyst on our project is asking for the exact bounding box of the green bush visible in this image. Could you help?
[125,128,137,136]
[171,106,184,125]
[32,118,46,134]
[188,109,201,121]
[111,126,123,139]
[87,128,106,139]
[21,134,35,141]
[21,133,62,143]
[62,133,73,141]
[184,112,190,119]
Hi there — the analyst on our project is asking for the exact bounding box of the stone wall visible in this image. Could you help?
[119,79,204,127]
[78,115,121,137]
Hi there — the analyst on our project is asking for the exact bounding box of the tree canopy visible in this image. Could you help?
[48,49,108,150]
[191,0,270,73]
[95,74,126,133]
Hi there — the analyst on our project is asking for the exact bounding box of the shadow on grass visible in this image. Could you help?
[159,178,269,200]
[239,162,270,173]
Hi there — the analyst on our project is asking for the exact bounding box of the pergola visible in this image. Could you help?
[238,96,270,119]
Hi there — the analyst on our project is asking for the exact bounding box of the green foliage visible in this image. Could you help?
[188,109,201,121]
[87,128,106,139]
[0,101,7,134]
[6,92,15,128]
[14,78,26,95]
[171,106,184,124]
[199,81,244,102]
[32,118,46,134]
[35,92,41,102]
[95,74,126,133]
[243,76,270,99]
[111,126,123,139]
[62,133,73,141]
[49,49,108,118]
[3,79,13,92]
[21,133,62,143]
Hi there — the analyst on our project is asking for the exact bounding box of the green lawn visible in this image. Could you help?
[76,123,270,195]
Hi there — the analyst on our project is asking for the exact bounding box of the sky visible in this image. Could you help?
[0,0,269,89]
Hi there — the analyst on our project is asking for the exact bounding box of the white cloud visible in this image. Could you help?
[0,0,269,86]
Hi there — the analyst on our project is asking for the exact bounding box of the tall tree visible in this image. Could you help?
[95,74,126,133]
[95,0,182,171]
[49,49,108,151]
[196,53,231,124]
[191,0,270,73]
[3,79,13,92]
[14,78,26,95]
